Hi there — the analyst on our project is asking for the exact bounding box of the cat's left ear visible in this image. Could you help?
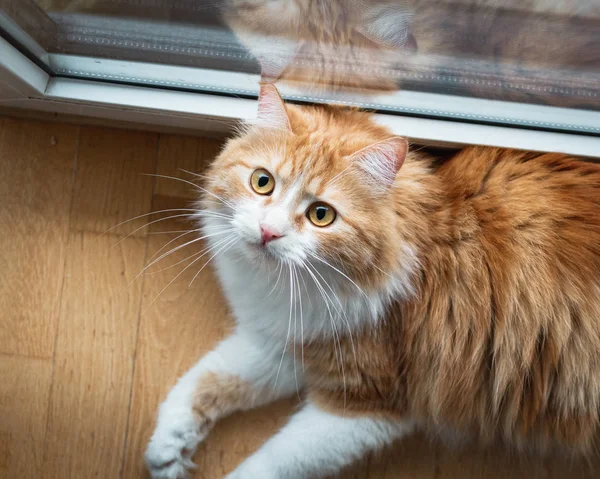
[256,82,292,132]
[350,137,408,192]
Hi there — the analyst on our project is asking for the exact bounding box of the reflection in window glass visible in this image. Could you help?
[27,1,600,114]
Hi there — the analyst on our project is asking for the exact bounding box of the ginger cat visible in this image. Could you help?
[146,83,600,478]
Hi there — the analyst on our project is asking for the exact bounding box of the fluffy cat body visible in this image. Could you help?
[146,85,600,478]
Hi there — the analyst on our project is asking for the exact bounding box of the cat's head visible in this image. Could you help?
[200,84,409,292]
[222,0,416,92]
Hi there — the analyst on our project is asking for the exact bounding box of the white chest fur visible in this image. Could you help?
[212,242,380,344]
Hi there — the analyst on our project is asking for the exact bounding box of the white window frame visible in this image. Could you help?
[1,34,599,158]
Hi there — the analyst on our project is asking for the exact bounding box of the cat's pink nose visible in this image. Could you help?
[260,225,282,245]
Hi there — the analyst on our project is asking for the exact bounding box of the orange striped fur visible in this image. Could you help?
[204,86,600,456]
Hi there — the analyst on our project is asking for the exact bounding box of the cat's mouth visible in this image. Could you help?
[244,236,282,261]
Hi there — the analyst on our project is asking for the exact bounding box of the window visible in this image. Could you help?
[1,0,599,148]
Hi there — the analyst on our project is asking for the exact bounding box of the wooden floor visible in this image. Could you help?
[1,116,598,478]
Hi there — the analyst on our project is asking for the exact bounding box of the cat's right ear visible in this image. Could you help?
[257,83,292,132]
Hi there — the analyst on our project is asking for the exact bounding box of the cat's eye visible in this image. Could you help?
[307,202,336,227]
[250,169,275,195]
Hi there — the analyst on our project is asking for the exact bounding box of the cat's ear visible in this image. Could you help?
[358,4,416,50]
[257,82,292,132]
[350,137,408,191]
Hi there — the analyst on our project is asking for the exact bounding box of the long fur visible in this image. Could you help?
[205,92,600,453]
[146,85,600,479]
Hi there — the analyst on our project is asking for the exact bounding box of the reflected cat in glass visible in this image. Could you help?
[224,0,600,106]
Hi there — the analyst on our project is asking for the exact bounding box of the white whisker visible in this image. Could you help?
[110,213,196,251]
[265,261,284,299]
[143,229,234,279]
[331,306,346,413]
[193,210,234,220]
[143,173,236,209]
[146,229,200,265]
[145,249,206,276]
[142,238,229,314]
[275,264,293,389]
[179,168,210,181]
[306,261,359,378]
[129,231,233,290]
[303,262,346,410]
[188,236,239,287]
[147,229,200,235]
[147,223,232,264]
[293,265,305,371]
[296,262,313,309]
[308,253,375,310]
[100,208,199,237]
[146,231,235,276]
[292,264,301,400]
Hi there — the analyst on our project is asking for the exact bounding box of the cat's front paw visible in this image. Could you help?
[145,408,210,479]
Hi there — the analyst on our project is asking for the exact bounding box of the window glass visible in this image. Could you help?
[4,1,600,133]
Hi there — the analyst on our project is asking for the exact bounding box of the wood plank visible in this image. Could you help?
[42,231,147,478]
[363,436,437,479]
[154,134,200,200]
[43,126,157,478]
[198,137,224,171]
[0,117,78,358]
[0,355,53,478]
[69,126,157,236]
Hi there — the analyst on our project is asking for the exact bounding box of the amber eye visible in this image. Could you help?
[307,202,336,227]
[250,169,275,195]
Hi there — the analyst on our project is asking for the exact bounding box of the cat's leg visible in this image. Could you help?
[226,402,414,479]
[145,328,299,479]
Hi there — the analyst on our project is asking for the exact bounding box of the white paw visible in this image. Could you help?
[145,408,208,479]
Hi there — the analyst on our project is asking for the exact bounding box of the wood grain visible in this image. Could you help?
[69,126,157,236]
[42,126,156,478]
[154,134,223,200]
[155,134,201,200]
[435,442,598,479]
[0,118,78,358]
[363,436,438,479]
[43,232,147,478]
[0,355,53,478]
